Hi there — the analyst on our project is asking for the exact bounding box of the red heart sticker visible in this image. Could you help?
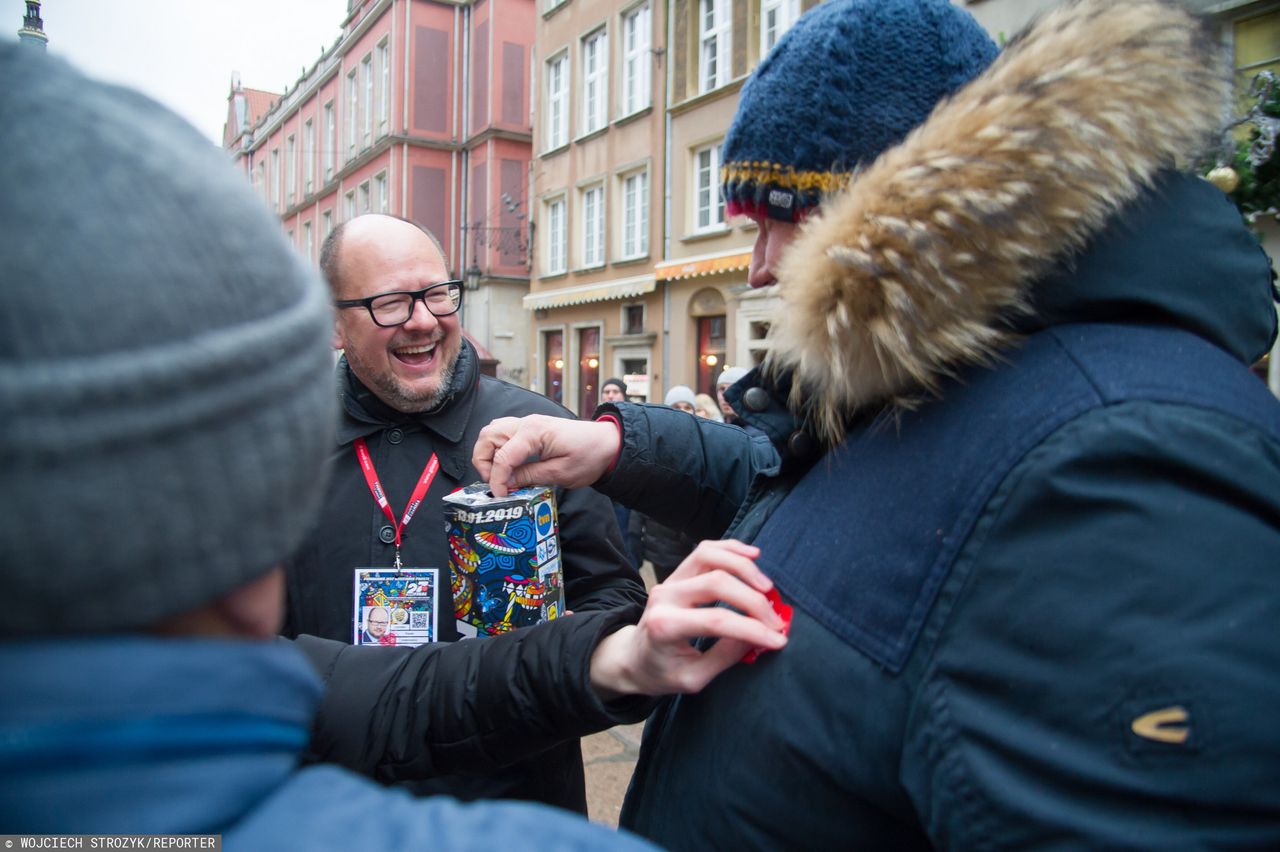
[741,586,792,663]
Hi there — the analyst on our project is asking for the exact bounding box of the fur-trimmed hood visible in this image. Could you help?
[764,0,1272,445]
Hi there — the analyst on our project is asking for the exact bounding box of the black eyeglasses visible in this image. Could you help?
[334,279,464,328]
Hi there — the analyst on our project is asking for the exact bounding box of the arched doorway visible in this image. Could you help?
[689,287,727,396]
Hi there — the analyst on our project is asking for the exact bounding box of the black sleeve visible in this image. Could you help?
[595,401,781,540]
[294,605,653,783]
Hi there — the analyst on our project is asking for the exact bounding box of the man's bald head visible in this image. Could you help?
[320,214,449,299]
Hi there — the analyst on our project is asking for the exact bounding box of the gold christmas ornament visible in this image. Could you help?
[1206,165,1240,194]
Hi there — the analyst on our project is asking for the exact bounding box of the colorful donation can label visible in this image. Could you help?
[443,483,564,637]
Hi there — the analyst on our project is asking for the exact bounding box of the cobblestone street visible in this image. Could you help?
[583,722,646,827]
[583,561,654,827]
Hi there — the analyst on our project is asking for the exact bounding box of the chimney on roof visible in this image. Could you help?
[18,1,48,49]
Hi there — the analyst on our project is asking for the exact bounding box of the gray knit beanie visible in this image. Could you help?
[664,385,697,408]
[0,45,336,636]
[716,366,749,389]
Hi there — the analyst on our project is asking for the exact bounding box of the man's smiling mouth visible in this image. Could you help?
[393,341,438,366]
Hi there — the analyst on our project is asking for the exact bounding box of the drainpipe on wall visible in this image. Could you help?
[459,2,471,328]
[661,3,675,396]
[449,7,460,274]
[401,0,410,216]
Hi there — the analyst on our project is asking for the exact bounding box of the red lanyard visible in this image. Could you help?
[354,436,440,569]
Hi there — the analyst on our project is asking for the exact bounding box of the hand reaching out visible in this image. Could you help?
[473,414,621,497]
[589,540,789,699]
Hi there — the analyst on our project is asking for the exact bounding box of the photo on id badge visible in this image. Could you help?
[353,568,439,646]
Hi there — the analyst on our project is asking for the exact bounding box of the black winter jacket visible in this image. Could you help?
[285,340,645,812]
[598,5,1280,848]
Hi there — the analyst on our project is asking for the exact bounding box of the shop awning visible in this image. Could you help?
[655,250,752,282]
[524,275,656,310]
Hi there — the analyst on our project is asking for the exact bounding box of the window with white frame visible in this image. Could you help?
[375,172,388,213]
[346,71,358,159]
[303,221,313,262]
[581,184,605,267]
[271,147,280,209]
[323,101,335,180]
[304,120,314,195]
[322,209,333,238]
[286,134,296,205]
[545,197,567,275]
[344,190,356,221]
[257,160,267,203]
[377,39,390,136]
[621,4,651,116]
[545,52,569,150]
[359,181,371,214]
[620,169,648,259]
[693,142,725,231]
[699,0,731,93]
[581,30,608,135]
[761,0,799,56]
[361,54,373,148]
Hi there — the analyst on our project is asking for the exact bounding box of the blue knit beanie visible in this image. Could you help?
[722,0,998,222]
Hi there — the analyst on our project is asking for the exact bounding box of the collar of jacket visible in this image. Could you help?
[763,0,1246,447]
[722,367,840,472]
[336,337,481,447]
[724,367,798,440]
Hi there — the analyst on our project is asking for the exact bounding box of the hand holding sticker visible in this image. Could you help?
[589,540,789,698]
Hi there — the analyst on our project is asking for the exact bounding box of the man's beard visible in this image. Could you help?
[376,353,457,413]
[350,334,461,414]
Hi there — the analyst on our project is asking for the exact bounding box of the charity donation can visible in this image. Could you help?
[443,483,564,637]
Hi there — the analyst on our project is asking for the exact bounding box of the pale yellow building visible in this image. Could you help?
[527,0,820,414]
[526,0,668,416]
[657,0,822,401]
[960,0,1280,395]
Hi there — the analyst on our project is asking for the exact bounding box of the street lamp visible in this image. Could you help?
[464,261,482,291]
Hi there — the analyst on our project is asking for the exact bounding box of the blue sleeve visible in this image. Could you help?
[235,763,658,850]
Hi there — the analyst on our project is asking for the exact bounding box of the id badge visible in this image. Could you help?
[352,567,439,647]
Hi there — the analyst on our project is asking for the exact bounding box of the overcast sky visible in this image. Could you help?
[3,0,350,143]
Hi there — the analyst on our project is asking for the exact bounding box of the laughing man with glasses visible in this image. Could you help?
[286,214,645,812]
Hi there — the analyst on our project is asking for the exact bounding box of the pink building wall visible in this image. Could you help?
[462,0,534,280]
[226,0,534,281]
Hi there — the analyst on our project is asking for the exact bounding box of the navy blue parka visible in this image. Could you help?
[598,7,1280,846]
[601,172,1280,850]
